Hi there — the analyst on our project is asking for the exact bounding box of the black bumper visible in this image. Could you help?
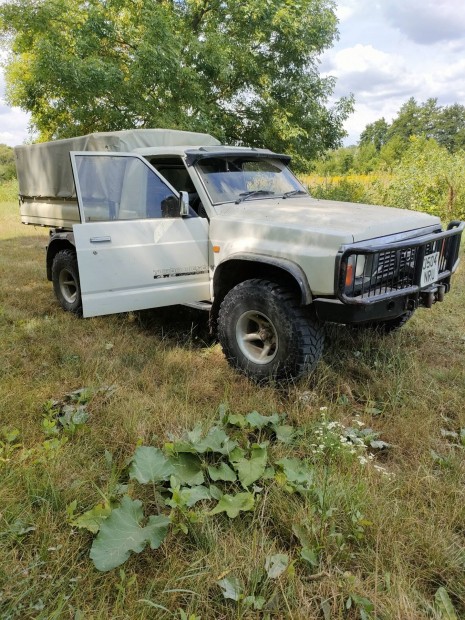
[313,220,464,325]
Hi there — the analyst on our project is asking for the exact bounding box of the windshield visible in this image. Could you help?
[195,156,307,205]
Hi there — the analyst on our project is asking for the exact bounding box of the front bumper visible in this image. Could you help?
[313,220,464,325]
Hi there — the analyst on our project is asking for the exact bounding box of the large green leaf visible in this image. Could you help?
[209,492,255,518]
[232,444,268,488]
[276,457,313,490]
[129,446,174,484]
[265,553,289,579]
[70,502,112,534]
[246,411,280,429]
[167,485,212,509]
[274,424,296,444]
[169,453,204,486]
[217,576,243,601]
[226,413,247,428]
[173,426,237,456]
[90,496,170,571]
[208,462,237,482]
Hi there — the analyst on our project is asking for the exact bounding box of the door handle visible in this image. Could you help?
[90,236,112,243]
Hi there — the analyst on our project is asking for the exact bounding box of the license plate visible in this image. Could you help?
[420,251,440,287]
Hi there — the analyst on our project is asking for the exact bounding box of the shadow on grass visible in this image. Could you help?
[131,305,214,349]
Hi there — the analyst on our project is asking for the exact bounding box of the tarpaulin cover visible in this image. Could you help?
[14,129,220,198]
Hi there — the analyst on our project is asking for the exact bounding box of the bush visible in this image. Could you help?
[0,179,19,202]
[0,144,16,182]
[385,137,465,221]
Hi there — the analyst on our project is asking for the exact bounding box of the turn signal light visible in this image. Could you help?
[345,263,354,287]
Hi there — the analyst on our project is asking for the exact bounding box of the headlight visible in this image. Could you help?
[355,255,366,277]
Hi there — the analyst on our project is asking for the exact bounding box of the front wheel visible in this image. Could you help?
[51,249,82,315]
[218,279,324,382]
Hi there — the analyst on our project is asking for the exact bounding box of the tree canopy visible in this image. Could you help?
[315,97,465,176]
[0,0,353,169]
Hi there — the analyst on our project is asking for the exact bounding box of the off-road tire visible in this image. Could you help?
[355,310,415,334]
[218,279,324,382]
[51,249,82,315]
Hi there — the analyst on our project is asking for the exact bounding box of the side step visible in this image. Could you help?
[183,301,212,312]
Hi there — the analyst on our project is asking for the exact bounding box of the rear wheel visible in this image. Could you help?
[218,279,324,382]
[51,249,82,315]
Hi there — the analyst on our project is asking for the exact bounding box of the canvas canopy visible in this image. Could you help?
[15,129,220,199]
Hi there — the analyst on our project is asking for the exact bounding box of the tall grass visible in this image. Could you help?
[0,197,464,619]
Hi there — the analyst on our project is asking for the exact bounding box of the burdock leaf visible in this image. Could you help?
[274,424,295,444]
[233,444,268,488]
[265,554,289,579]
[209,492,255,518]
[169,453,204,486]
[182,485,212,507]
[90,496,170,571]
[208,462,237,482]
[173,426,237,455]
[129,446,174,484]
[276,457,313,489]
[71,502,111,533]
[217,576,243,601]
[246,411,280,429]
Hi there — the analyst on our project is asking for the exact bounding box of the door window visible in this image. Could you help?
[73,154,179,222]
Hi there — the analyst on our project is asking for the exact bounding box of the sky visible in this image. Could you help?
[1,0,465,147]
[321,0,465,145]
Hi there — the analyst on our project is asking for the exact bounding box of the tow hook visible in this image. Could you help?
[421,284,445,308]
[424,291,435,308]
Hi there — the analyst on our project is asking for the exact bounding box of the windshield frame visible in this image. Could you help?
[193,154,308,206]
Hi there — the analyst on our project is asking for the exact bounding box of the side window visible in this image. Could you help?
[74,154,178,222]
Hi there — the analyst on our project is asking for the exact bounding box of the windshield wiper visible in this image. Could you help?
[235,190,275,204]
[282,189,307,199]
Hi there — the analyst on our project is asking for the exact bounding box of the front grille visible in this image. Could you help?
[337,221,463,304]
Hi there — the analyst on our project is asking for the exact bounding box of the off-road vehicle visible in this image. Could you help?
[15,129,464,381]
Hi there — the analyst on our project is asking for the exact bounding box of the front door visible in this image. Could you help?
[71,152,210,318]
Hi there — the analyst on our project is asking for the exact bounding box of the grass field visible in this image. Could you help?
[1,192,464,619]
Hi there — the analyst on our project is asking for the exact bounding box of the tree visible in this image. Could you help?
[386,98,440,144]
[0,0,353,170]
[359,118,389,151]
[434,103,465,152]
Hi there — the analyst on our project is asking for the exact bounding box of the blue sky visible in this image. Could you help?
[1,0,465,147]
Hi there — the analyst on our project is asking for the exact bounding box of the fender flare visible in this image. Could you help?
[213,252,313,305]
[46,231,76,280]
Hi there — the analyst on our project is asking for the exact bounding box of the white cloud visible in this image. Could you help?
[0,69,31,146]
[384,0,465,45]
[323,44,421,101]
[321,1,465,145]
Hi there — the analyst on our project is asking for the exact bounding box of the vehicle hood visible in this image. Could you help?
[214,196,441,242]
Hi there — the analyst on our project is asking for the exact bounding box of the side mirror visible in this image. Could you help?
[179,191,190,217]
